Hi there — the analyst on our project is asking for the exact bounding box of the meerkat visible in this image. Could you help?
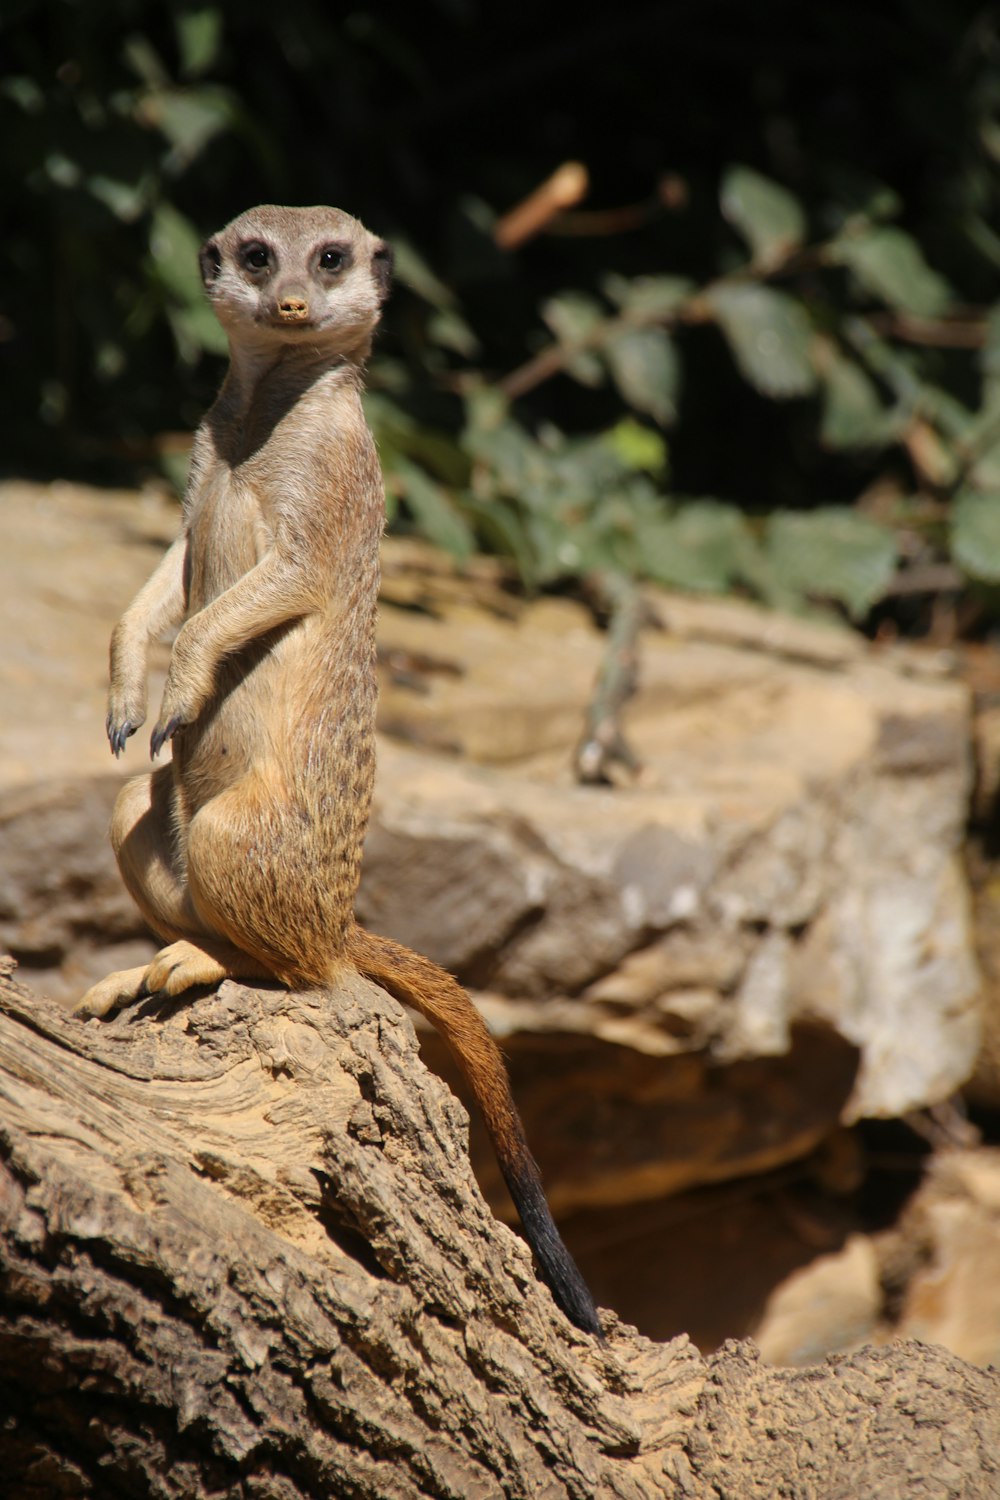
[75,204,600,1337]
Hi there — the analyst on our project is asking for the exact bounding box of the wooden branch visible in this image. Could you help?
[866,311,989,349]
[497,341,572,401]
[0,958,998,1498]
[494,162,589,250]
[537,175,688,239]
[575,575,646,785]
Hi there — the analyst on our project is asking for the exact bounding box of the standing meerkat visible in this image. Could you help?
[76,204,600,1336]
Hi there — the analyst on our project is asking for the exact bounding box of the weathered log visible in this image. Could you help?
[0,957,997,1499]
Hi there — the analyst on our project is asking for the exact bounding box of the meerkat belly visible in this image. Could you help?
[186,469,269,610]
[178,612,375,807]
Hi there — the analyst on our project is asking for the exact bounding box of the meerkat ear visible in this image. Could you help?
[199,240,223,288]
[371,242,393,303]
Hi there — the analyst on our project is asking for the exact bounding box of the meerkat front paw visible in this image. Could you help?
[150,668,207,758]
[106,693,147,758]
[75,964,151,1019]
[107,714,142,758]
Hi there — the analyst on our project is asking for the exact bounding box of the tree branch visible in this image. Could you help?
[0,960,997,1498]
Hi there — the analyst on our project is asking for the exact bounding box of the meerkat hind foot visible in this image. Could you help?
[143,940,230,997]
[75,964,152,1020]
[75,941,265,1021]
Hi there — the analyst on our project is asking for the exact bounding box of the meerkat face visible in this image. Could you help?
[199,204,392,356]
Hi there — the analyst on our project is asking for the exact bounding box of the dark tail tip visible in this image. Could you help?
[348,924,602,1335]
[507,1164,602,1337]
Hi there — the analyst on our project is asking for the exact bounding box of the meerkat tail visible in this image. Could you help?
[346,924,602,1337]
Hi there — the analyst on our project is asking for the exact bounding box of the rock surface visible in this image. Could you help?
[367,563,980,1124]
[755,1147,1000,1371]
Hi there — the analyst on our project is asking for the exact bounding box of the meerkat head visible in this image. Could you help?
[199,204,392,361]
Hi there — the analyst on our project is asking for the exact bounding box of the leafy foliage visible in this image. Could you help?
[720,165,806,268]
[835,228,953,319]
[707,284,817,399]
[4,1,1000,626]
[763,509,899,619]
[952,492,1000,585]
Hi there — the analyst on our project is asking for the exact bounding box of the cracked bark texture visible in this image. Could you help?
[0,959,997,1500]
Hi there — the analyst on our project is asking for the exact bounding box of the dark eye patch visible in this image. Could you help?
[240,241,272,272]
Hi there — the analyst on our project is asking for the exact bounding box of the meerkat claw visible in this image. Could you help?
[108,720,135,757]
[150,716,180,759]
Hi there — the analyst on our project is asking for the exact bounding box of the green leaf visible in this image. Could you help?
[541,292,604,347]
[365,393,469,485]
[970,441,1000,489]
[951,491,1000,583]
[818,347,892,449]
[633,500,754,592]
[427,308,480,357]
[393,460,475,560]
[462,383,509,436]
[150,202,205,293]
[45,153,82,189]
[464,418,540,499]
[564,350,606,387]
[765,508,897,618]
[458,496,539,588]
[144,87,233,168]
[88,174,148,222]
[836,227,952,318]
[840,314,923,407]
[720,165,806,265]
[150,202,225,336]
[392,238,458,310]
[604,326,680,424]
[1,76,45,113]
[123,34,171,88]
[176,8,223,77]
[602,273,695,320]
[167,302,229,362]
[918,385,975,442]
[521,509,577,584]
[708,284,817,398]
[545,429,632,502]
[605,419,667,474]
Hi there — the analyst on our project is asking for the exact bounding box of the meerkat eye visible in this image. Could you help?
[319,245,350,272]
[241,243,272,272]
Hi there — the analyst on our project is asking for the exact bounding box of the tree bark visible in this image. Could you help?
[0,956,997,1499]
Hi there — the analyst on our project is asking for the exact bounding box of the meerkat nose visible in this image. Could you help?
[278,295,309,321]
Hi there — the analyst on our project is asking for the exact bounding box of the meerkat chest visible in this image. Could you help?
[186,463,270,612]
